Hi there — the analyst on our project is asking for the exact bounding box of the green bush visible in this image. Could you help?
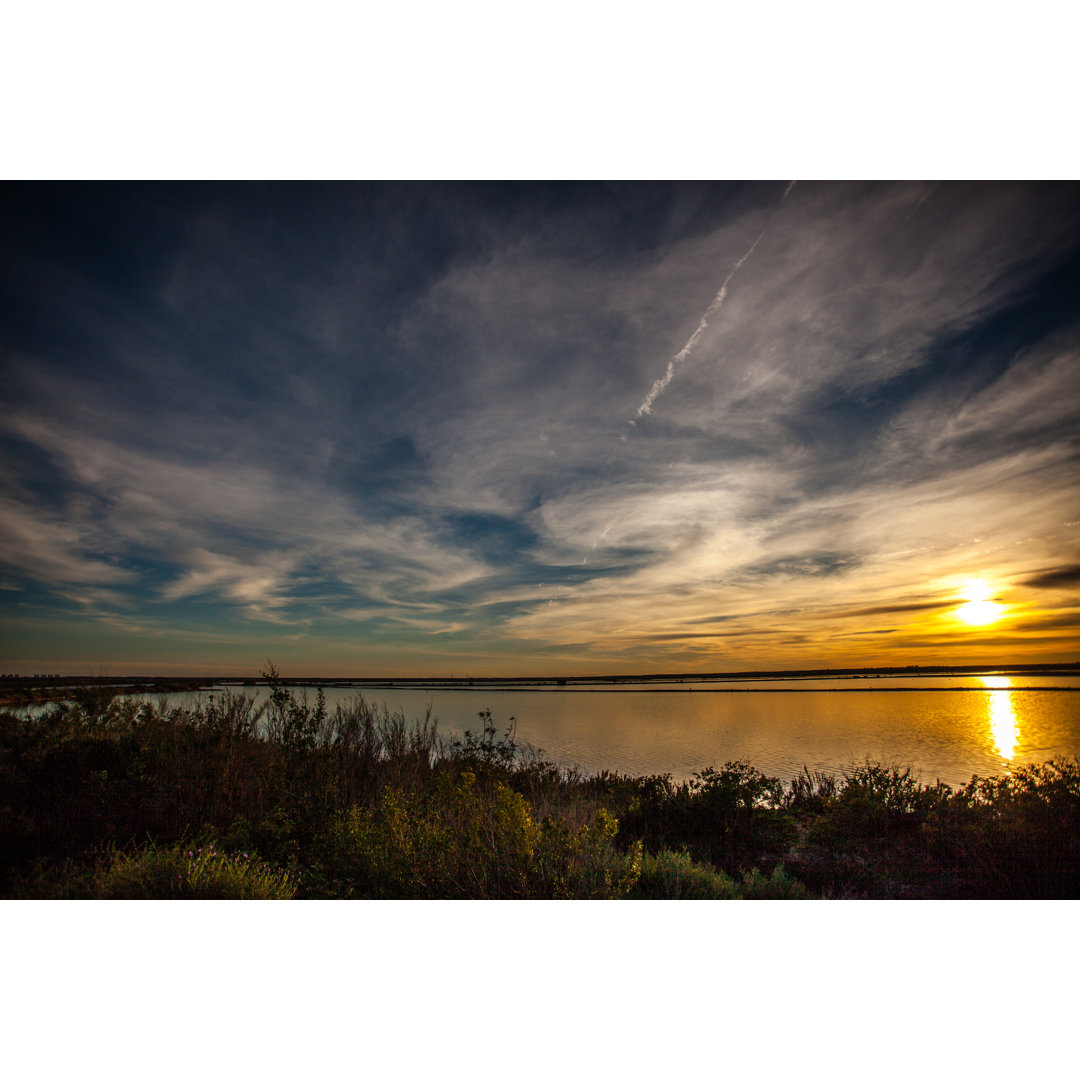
[316,771,641,899]
[22,843,297,900]
[738,865,809,900]
[632,850,807,899]
[633,849,743,899]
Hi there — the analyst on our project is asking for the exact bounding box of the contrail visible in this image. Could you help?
[897,182,936,228]
[633,180,797,421]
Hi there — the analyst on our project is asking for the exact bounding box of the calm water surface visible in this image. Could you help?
[199,675,1080,788]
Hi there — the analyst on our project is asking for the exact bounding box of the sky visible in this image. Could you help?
[2,181,1079,676]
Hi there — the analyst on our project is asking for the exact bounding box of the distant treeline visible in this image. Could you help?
[0,677,215,708]
[5,661,1077,704]
[2,670,1078,899]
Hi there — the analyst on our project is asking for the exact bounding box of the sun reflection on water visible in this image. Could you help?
[981,676,1019,759]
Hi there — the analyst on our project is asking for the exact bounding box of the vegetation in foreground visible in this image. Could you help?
[2,671,1077,899]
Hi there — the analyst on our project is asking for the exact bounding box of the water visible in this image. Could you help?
[23,674,1080,788]
[235,675,1080,788]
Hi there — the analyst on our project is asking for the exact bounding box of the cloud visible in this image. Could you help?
[0,495,133,586]
[160,549,298,610]
[1023,565,1080,590]
[0,387,493,626]
[743,552,862,579]
[825,600,956,618]
[4,183,1079,670]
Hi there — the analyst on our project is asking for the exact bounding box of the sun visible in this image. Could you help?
[955,579,1005,626]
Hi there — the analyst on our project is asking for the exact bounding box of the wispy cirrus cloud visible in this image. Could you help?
[2,182,1078,672]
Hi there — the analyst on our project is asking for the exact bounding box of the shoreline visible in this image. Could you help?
[3,662,1079,707]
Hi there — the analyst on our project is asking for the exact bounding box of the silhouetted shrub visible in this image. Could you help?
[617,761,795,876]
[943,759,1080,898]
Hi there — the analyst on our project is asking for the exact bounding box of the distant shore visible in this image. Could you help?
[3,662,1078,706]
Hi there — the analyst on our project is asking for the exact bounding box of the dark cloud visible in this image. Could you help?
[1017,611,1080,630]
[1023,565,1080,590]
[828,601,956,618]
[744,553,862,579]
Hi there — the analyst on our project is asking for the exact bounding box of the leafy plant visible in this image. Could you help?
[316,771,640,899]
[23,842,297,899]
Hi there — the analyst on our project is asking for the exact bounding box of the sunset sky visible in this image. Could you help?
[2,181,1078,676]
